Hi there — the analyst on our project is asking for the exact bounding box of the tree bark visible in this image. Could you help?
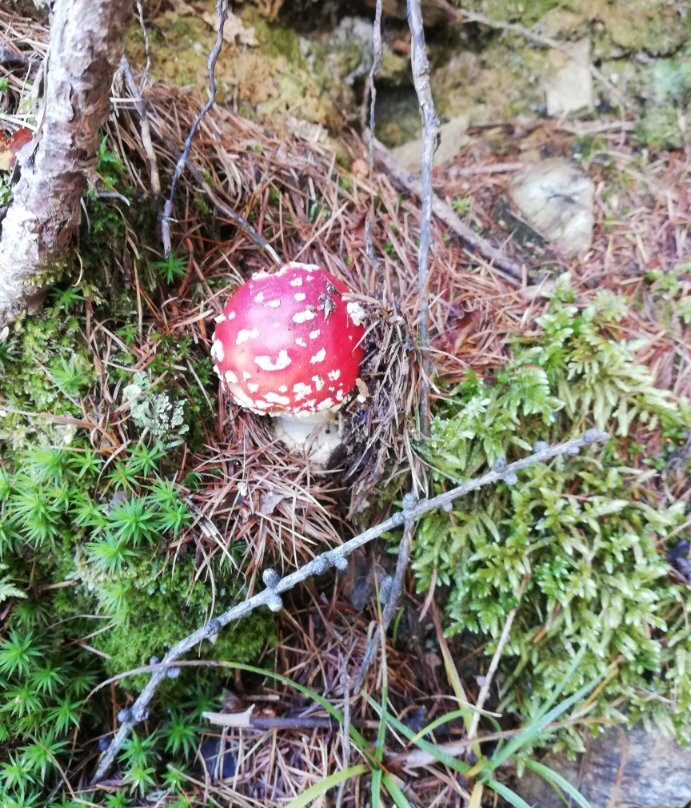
[0,0,132,327]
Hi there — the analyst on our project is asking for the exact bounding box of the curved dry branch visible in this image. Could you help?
[92,429,609,782]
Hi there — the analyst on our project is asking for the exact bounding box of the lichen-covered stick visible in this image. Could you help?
[92,430,609,782]
[406,0,440,436]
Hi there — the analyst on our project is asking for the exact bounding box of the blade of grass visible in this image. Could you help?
[218,663,411,806]
[365,693,472,776]
[523,759,594,808]
[382,774,417,808]
[228,662,369,749]
[371,627,389,808]
[432,602,472,732]
[409,707,499,746]
[477,651,590,777]
[485,676,600,774]
[367,693,540,808]
[486,777,534,808]
[469,782,484,808]
[284,764,369,808]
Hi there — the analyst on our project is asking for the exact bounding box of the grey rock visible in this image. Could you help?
[516,727,691,808]
[509,158,594,255]
[391,115,470,172]
[544,38,594,116]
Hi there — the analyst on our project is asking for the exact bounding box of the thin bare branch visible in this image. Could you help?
[364,0,383,274]
[160,0,229,255]
[406,0,440,436]
[92,429,609,782]
[120,56,160,195]
[354,505,416,691]
[467,575,528,741]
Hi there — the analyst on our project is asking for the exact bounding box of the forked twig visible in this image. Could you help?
[406,0,440,437]
[92,430,609,782]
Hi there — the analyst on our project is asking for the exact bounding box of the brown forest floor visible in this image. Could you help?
[1,3,690,804]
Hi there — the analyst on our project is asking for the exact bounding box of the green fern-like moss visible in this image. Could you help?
[415,276,691,747]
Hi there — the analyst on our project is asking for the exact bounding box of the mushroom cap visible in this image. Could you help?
[211,263,366,416]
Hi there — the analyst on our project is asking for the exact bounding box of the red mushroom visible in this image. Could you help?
[211,262,367,462]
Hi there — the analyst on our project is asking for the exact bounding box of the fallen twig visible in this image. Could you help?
[92,429,609,782]
[0,46,39,69]
[406,0,439,437]
[466,575,528,742]
[373,139,523,284]
[120,56,160,195]
[160,0,229,255]
[364,0,383,273]
[354,505,416,691]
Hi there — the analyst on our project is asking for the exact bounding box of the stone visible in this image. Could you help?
[515,726,691,808]
[544,38,594,116]
[390,115,470,171]
[509,158,594,255]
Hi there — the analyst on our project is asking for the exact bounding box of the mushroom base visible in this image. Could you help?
[272,411,342,467]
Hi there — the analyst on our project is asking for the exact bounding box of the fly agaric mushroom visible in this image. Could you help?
[211,262,367,464]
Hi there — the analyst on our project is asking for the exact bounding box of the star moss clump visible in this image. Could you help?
[415,276,690,748]
[0,290,273,804]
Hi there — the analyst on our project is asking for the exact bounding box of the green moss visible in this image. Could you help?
[633,56,689,150]
[593,0,688,57]
[53,552,274,688]
[635,106,685,150]
[460,0,562,26]
[0,305,95,450]
[414,276,691,748]
[253,18,304,65]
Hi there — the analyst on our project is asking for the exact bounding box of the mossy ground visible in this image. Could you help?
[0,144,276,805]
[413,280,690,750]
[1,3,689,805]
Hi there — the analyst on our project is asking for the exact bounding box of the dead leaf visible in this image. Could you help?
[202,10,256,47]
[355,378,369,399]
[0,132,10,171]
[0,128,33,171]
[203,705,255,728]
[259,490,285,515]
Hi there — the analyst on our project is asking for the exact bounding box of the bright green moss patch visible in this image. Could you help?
[416,276,691,748]
[0,267,271,803]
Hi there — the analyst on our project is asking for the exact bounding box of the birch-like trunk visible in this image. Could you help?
[0,0,132,327]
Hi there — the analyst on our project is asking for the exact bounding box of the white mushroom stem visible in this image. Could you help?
[272,411,342,467]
